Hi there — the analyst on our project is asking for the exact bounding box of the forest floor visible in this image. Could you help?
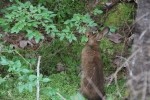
[0,1,136,100]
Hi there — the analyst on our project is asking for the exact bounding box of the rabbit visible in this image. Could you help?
[80,27,109,100]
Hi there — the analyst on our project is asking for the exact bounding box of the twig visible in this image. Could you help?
[107,48,140,87]
[36,56,41,100]
[56,92,66,100]
[15,50,31,66]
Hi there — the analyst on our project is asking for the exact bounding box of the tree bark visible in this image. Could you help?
[128,0,150,100]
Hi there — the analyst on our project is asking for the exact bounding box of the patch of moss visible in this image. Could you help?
[104,3,135,27]
[105,78,126,100]
[37,40,83,75]
[100,38,125,75]
[48,72,80,99]
[37,40,68,75]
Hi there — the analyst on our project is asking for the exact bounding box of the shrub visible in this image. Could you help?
[0,1,98,43]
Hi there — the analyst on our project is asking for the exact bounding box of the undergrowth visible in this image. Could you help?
[0,1,136,100]
[104,3,135,28]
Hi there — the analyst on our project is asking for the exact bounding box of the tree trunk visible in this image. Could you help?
[128,0,150,100]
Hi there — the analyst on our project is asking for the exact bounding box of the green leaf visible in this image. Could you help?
[27,29,44,42]
[64,20,71,24]
[68,37,73,43]
[8,60,21,72]
[0,18,6,25]
[81,36,88,43]
[78,27,86,33]
[29,5,37,13]
[65,33,76,43]
[34,31,44,43]
[72,14,81,21]
[42,78,50,82]
[49,14,57,18]
[0,56,9,65]
[93,8,103,15]
[21,68,30,73]
[62,26,70,33]
[107,95,115,100]
[26,30,34,40]
[11,21,26,33]
[28,83,33,92]
[110,28,116,33]
[0,77,6,84]
[72,34,77,41]
[82,14,91,22]
[109,26,117,33]
[29,75,37,81]
[27,21,39,28]
[59,33,65,41]
[14,60,21,68]
[18,82,25,93]
[88,21,97,27]
[50,32,56,37]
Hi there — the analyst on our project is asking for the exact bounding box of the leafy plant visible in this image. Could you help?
[0,41,51,100]
[109,26,118,33]
[93,8,103,15]
[63,13,97,42]
[36,0,85,20]
[0,1,99,43]
[0,55,50,93]
[0,1,57,43]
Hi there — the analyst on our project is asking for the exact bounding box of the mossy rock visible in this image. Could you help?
[104,3,135,27]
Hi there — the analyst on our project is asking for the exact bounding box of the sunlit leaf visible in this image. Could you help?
[29,75,37,81]
[81,36,88,43]
[42,78,50,82]
[93,8,103,15]
[0,56,9,65]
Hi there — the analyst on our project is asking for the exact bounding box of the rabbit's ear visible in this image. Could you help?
[96,27,109,41]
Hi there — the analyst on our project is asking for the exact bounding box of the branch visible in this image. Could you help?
[36,56,41,100]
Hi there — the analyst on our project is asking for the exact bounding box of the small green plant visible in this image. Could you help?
[0,1,98,43]
[0,55,50,93]
[0,1,57,43]
[63,13,97,42]
[0,42,51,99]
[109,26,118,33]
[36,0,85,20]
[93,8,103,15]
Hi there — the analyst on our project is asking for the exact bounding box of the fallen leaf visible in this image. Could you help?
[113,58,122,68]
[113,56,128,68]
[107,33,123,43]
[19,40,33,49]
[105,2,113,7]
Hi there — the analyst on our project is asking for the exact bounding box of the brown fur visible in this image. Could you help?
[80,27,109,100]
